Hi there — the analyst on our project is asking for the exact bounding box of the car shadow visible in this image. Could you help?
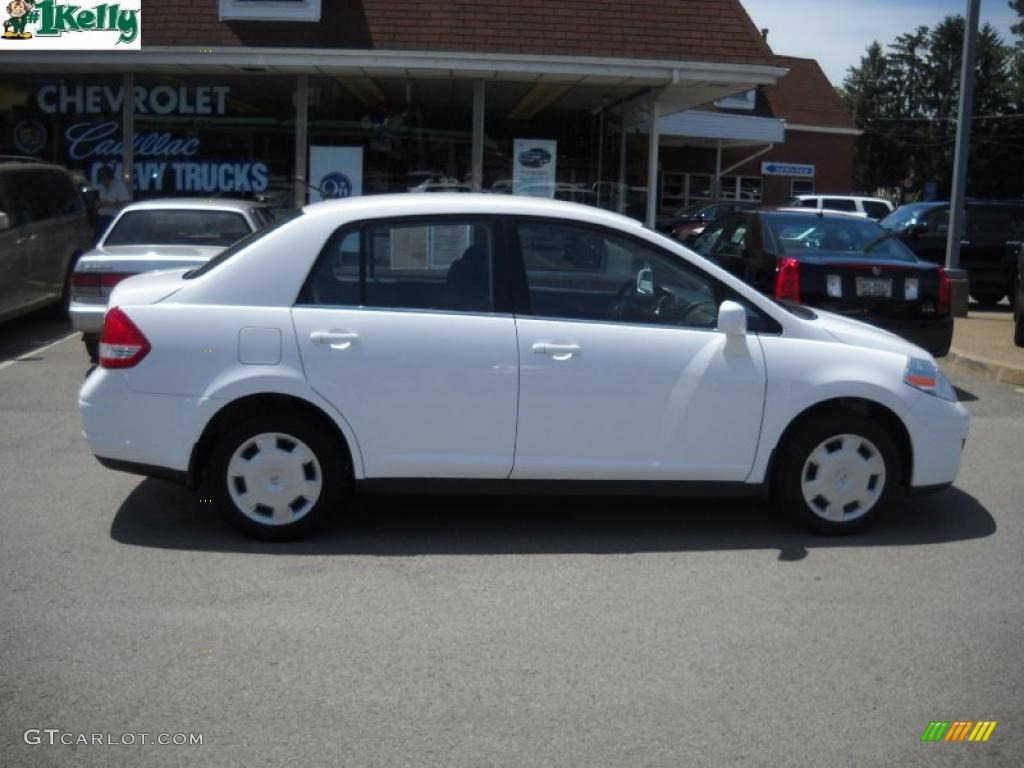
[110,480,995,561]
[0,310,74,360]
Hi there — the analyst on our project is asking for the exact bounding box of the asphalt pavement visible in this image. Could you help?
[1,314,1022,767]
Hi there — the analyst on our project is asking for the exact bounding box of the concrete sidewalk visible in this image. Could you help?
[946,305,1024,385]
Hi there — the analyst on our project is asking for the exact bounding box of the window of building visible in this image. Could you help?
[792,179,814,196]
[219,0,321,22]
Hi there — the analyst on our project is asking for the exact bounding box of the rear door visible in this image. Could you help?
[292,215,519,479]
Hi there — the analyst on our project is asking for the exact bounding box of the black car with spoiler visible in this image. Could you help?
[693,208,953,357]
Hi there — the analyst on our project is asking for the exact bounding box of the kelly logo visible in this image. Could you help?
[1,0,140,48]
[921,720,997,743]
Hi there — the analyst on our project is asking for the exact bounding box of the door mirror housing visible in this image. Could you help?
[718,300,747,336]
[0,211,9,231]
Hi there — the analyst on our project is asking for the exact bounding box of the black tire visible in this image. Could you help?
[970,288,1005,306]
[208,412,348,541]
[83,334,99,362]
[775,412,901,535]
[44,252,80,320]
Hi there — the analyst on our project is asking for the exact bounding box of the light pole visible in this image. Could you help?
[945,0,980,317]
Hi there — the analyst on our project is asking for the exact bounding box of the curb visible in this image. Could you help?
[945,347,1024,386]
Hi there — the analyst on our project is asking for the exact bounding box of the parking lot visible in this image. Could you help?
[1,310,1023,767]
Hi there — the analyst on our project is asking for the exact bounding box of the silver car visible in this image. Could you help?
[71,198,273,358]
[0,160,93,324]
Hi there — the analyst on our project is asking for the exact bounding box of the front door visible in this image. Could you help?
[292,217,518,479]
[509,219,767,482]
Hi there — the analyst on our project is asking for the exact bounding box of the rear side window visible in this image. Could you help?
[822,198,857,213]
[862,201,891,219]
[798,198,819,209]
[7,170,51,224]
[47,170,84,216]
[302,218,495,312]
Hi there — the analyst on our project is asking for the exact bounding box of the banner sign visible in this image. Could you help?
[0,0,141,49]
[513,139,557,198]
[309,146,363,202]
[761,161,815,178]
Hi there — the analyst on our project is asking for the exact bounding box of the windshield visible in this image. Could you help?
[184,210,302,279]
[104,209,253,247]
[879,204,938,232]
[764,213,918,261]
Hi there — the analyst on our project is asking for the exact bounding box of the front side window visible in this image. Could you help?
[303,218,495,312]
[516,220,719,329]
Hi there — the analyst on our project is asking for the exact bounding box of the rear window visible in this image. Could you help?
[104,209,252,247]
[763,213,917,261]
[822,198,858,213]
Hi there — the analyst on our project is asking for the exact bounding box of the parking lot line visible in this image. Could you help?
[0,332,79,372]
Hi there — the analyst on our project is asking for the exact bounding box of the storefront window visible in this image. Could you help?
[0,74,122,184]
[132,76,296,212]
[308,76,473,200]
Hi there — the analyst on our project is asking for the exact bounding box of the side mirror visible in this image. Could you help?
[718,300,747,336]
[636,267,654,296]
[0,211,9,231]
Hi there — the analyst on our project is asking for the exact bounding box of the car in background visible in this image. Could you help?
[79,194,968,541]
[655,200,759,241]
[694,208,953,357]
[788,195,894,220]
[518,147,552,168]
[880,200,1024,307]
[0,158,93,325]
[71,198,273,359]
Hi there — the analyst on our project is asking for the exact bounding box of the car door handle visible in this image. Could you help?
[532,341,581,360]
[310,330,359,349]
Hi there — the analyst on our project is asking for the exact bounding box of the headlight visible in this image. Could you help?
[904,357,957,402]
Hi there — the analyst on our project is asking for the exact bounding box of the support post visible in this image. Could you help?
[122,72,134,201]
[294,75,309,209]
[471,80,485,192]
[645,89,660,227]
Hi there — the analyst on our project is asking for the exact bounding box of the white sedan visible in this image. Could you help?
[78,195,969,540]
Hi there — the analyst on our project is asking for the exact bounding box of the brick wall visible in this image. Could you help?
[662,132,856,206]
[143,0,774,63]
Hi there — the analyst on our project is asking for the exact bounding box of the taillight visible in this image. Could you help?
[774,257,801,302]
[98,307,151,369]
[937,267,951,315]
[72,272,131,295]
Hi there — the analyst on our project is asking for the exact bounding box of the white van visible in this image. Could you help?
[788,195,895,220]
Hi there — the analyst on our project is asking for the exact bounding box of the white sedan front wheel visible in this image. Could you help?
[778,413,900,534]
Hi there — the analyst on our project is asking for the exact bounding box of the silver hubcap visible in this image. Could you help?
[226,432,323,526]
[800,433,886,523]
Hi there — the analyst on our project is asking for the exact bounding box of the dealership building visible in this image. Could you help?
[0,0,858,224]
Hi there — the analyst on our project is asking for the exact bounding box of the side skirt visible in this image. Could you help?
[356,478,764,498]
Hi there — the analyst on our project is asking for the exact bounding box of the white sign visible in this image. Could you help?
[513,139,557,198]
[1,0,141,50]
[762,161,815,178]
[309,146,363,202]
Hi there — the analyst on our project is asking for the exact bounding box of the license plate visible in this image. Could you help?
[855,277,892,297]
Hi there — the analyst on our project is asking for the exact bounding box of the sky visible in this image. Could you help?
[741,0,1019,85]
